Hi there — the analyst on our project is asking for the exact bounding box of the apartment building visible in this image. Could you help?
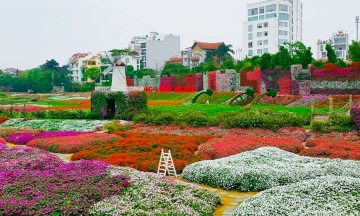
[243,0,303,57]
[317,31,349,61]
[68,53,90,83]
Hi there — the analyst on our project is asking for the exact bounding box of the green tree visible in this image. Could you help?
[326,44,338,63]
[337,58,347,68]
[271,46,292,70]
[205,61,218,71]
[83,67,101,80]
[40,59,59,71]
[221,58,235,70]
[260,53,272,69]
[205,50,214,63]
[348,41,360,62]
[161,63,189,76]
[286,42,313,69]
[217,44,235,64]
[0,69,3,76]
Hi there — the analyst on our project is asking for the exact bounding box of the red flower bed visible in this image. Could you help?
[257,95,302,105]
[198,135,304,159]
[300,139,360,160]
[0,106,43,112]
[71,131,211,173]
[0,129,45,138]
[26,133,121,153]
[0,117,9,124]
[323,63,338,72]
[351,62,360,71]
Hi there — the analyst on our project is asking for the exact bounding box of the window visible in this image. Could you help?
[264,31,268,36]
[279,4,288,12]
[257,23,262,28]
[284,22,288,27]
[334,37,347,44]
[248,50,253,57]
[279,30,284,35]
[257,49,263,55]
[257,40,263,46]
[279,13,290,21]
[284,39,288,43]
[257,32,263,37]
[248,33,253,40]
[248,42,253,48]
[248,16,258,22]
[279,39,284,44]
[248,8,258,16]
[264,40,268,45]
[264,48,269,53]
[259,6,265,14]
[264,22,268,27]
[284,31,288,36]
[248,25,253,32]
[266,4,276,12]
[266,13,276,19]
[279,21,283,27]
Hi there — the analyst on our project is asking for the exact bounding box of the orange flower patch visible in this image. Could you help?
[148,100,184,107]
[315,95,360,108]
[71,131,211,173]
[44,100,91,110]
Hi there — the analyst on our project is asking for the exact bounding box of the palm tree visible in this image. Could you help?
[217,44,235,64]
[40,59,59,87]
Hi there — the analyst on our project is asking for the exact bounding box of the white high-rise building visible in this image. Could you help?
[317,31,349,61]
[242,0,303,58]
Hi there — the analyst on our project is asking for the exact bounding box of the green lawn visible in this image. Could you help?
[30,101,81,106]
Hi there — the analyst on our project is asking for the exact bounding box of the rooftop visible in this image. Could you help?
[192,42,225,50]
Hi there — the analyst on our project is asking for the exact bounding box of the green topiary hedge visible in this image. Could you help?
[91,91,147,120]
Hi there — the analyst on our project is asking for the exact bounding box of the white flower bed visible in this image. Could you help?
[0,118,111,132]
[182,147,360,191]
[91,166,221,216]
[232,176,360,216]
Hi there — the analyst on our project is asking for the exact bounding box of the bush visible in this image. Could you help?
[330,113,354,132]
[26,133,121,153]
[311,121,331,133]
[103,120,135,132]
[198,135,304,159]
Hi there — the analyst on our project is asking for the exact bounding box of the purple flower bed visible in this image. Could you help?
[0,160,132,215]
[287,94,330,107]
[5,131,91,145]
[0,144,9,150]
[0,146,64,173]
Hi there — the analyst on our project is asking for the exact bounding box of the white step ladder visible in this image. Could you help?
[157,149,177,177]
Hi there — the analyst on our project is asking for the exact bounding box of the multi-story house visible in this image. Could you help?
[190,42,224,68]
[243,0,303,57]
[317,31,349,61]
[2,68,22,76]
[81,54,101,82]
[68,53,90,83]
[129,32,180,70]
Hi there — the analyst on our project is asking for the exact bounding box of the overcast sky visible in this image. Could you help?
[1,0,359,70]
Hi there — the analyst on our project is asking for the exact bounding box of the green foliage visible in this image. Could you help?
[217,44,235,64]
[348,41,360,62]
[326,44,338,64]
[337,58,347,68]
[161,63,189,76]
[220,58,235,70]
[260,53,272,69]
[134,106,309,130]
[271,46,292,70]
[311,121,331,133]
[191,89,214,104]
[103,120,135,132]
[330,114,354,132]
[312,60,325,69]
[40,59,59,71]
[91,91,148,120]
[205,50,214,63]
[83,67,101,81]
[146,92,195,101]
[286,42,313,69]
[65,83,94,92]
[295,73,311,82]
[197,92,237,104]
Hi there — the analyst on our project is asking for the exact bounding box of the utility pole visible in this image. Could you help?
[356,16,359,42]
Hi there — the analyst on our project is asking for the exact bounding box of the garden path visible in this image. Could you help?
[176,176,259,216]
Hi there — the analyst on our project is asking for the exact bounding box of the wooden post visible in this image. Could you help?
[311,98,314,122]
[350,95,353,107]
[329,97,333,115]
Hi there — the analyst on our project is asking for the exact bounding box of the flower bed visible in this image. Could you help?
[0,128,44,138]
[287,94,330,107]
[0,146,64,172]
[72,131,211,173]
[300,139,360,160]
[0,117,9,124]
[315,95,360,108]
[198,136,304,159]
[0,118,111,131]
[0,105,43,112]
[182,147,360,191]
[91,167,221,215]
[232,176,360,215]
[0,160,132,215]
[257,95,302,105]
[5,131,91,145]
[26,133,121,153]
[43,99,91,110]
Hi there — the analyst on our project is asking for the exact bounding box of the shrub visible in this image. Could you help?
[301,139,360,160]
[182,147,360,191]
[0,146,64,172]
[72,131,211,173]
[26,133,121,153]
[103,120,135,132]
[232,176,360,215]
[329,113,354,132]
[311,121,331,133]
[0,160,132,215]
[198,135,304,159]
